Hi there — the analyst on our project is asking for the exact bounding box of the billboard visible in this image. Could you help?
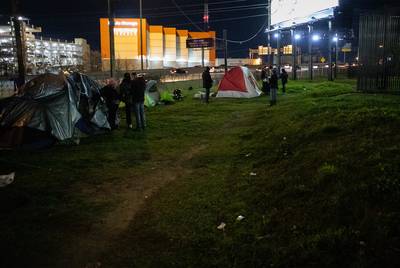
[186,38,215,49]
[271,0,339,29]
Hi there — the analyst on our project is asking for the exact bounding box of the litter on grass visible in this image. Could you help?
[0,172,15,187]
[236,215,245,221]
[250,172,257,176]
[217,222,226,230]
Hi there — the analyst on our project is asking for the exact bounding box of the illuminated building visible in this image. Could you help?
[0,21,91,75]
[99,18,216,70]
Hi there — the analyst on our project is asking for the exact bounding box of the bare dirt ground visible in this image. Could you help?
[58,145,207,268]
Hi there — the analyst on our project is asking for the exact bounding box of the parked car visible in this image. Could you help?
[170,68,188,74]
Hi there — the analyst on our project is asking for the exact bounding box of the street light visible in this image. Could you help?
[295,34,301,40]
[312,34,321,41]
[334,34,339,79]
[274,33,279,38]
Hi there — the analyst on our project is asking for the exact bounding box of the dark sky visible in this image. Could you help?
[0,0,398,57]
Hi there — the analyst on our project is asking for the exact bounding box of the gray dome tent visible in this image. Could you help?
[0,72,110,149]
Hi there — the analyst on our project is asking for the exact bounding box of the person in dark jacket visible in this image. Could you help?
[261,66,267,94]
[120,73,133,128]
[269,69,278,106]
[101,79,120,130]
[261,66,271,95]
[132,74,146,130]
[280,68,288,95]
[202,67,213,103]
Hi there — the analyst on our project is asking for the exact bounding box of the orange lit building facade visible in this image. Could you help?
[100,18,216,70]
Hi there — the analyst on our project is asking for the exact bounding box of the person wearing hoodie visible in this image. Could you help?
[120,73,133,128]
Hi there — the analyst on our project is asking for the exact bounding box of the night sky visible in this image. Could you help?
[0,0,398,57]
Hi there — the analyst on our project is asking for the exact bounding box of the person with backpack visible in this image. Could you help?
[269,69,279,106]
[132,74,147,131]
[280,68,289,95]
[120,73,133,128]
[202,67,213,103]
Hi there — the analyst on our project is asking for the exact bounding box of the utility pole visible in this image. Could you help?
[334,34,339,79]
[107,0,115,78]
[11,0,26,87]
[308,24,313,80]
[276,30,281,74]
[223,29,228,73]
[267,0,271,66]
[139,0,144,70]
[202,0,209,68]
[328,19,333,81]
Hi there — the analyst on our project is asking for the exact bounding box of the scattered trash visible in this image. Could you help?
[236,215,245,221]
[360,241,366,246]
[0,172,15,187]
[250,172,257,176]
[256,234,271,240]
[245,153,252,157]
[144,195,149,199]
[217,222,226,230]
[283,136,287,141]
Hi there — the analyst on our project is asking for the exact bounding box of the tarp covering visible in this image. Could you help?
[217,66,261,98]
[0,72,110,148]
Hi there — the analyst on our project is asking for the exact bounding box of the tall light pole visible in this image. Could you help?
[334,34,339,79]
[328,19,333,81]
[267,0,271,66]
[291,28,298,80]
[276,31,281,74]
[139,0,144,70]
[202,0,209,68]
[107,0,115,77]
[308,24,313,80]
[223,29,228,73]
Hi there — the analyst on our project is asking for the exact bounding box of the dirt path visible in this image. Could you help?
[60,145,206,267]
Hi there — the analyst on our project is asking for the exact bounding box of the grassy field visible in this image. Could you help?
[1,79,400,267]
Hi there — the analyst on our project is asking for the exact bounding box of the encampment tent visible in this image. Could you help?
[145,80,160,107]
[0,72,110,149]
[217,66,261,98]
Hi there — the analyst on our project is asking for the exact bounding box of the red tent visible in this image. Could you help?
[217,66,261,98]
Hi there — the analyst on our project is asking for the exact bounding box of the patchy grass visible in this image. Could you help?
[1,78,400,267]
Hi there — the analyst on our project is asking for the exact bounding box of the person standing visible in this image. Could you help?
[120,73,133,128]
[261,66,268,95]
[202,67,213,103]
[269,69,278,106]
[280,68,288,95]
[132,74,146,131]
[101,79,120,130]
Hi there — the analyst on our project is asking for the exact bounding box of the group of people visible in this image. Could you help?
[261,66,288,106]
[100,72,147,131]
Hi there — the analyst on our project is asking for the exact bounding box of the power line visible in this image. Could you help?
[171,13,267,27]
[170,0,268,44]
[171,0,204,31]
[216,17,268,44]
